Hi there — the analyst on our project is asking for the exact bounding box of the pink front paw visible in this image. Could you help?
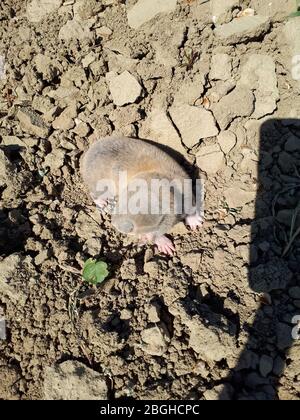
[185,213,204,231]
[95,198,109,209]
[139,233,154,245]
[93,195,115,213]
[155,235,175,256]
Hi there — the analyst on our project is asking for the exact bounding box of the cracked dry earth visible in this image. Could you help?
[0,0,300,400]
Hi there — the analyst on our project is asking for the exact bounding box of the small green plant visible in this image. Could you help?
[82,258,109,285]
[289,0,300,17]
[180,46,200,71]
[272,183,300,257]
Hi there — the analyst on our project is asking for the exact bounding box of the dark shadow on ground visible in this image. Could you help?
[220,119,300,400]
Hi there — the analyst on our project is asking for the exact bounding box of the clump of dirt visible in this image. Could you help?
[0,0,300,400]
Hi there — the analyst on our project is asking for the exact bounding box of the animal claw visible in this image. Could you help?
[185,213,204,231]
[155,236,175,256]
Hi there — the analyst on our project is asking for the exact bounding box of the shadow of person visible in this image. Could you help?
[219,118,300,400]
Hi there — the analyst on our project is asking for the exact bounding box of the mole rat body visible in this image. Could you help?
[81,136,203,255]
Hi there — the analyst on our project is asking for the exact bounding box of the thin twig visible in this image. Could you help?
[289,201,300,242]
[282,225,300,257]
[58,263,81,276]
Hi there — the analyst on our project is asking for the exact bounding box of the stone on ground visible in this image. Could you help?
[212,86,254,129]
[203,384,234,400]
[34,54,59,82]
[152,22,186,68]
[284,135,300,152]
[0,254,27,306]
[277,323,293,351]
[173,73,205,105]
[26,0,62,23]
[0,150,14,187]
[180,252,202,273]
[239,54,279,118]
[141,325,170,356]
[169,105,219,148]
[215,16,270,44]
[210,53,232,81]
[59,20,93,41]
[43,149,65,173]
[217,131,237,154]
[211,0,240,25]
[127,0,177,29]
[17,108,50,138]
[107,71,142,106]
[139,108,188,158]
[259,355,273,377]
[250,259,293,293]
[44,361,108,400]
[73,0,101,21]
[224,185,256,208]
[196,144,225,174]
[250,0,294,21]
[52,102,78,130]
[188,317,236,362]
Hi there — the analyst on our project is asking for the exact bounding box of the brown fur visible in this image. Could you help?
[81,136,195,238]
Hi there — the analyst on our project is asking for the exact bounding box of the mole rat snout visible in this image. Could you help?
[111,217,135,235]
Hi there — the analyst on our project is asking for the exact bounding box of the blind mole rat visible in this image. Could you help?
[81,136,203,255]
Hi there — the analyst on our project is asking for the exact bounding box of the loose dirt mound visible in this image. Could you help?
[0,0,300,400]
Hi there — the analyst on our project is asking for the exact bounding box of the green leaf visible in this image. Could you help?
[82,259,109,285]
[289,11,300,17]
[288,1,300,17]
[95,261,109,283]
[82,258,97,283]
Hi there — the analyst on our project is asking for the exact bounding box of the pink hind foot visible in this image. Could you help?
[93,195,115,213]
[95,200,109,214]
[185,213,204,231]
[95,198,108,208]
[139,233,175,256]
[154,235,175,256]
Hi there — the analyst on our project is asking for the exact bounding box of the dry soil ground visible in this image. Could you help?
[0,0,300,400]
